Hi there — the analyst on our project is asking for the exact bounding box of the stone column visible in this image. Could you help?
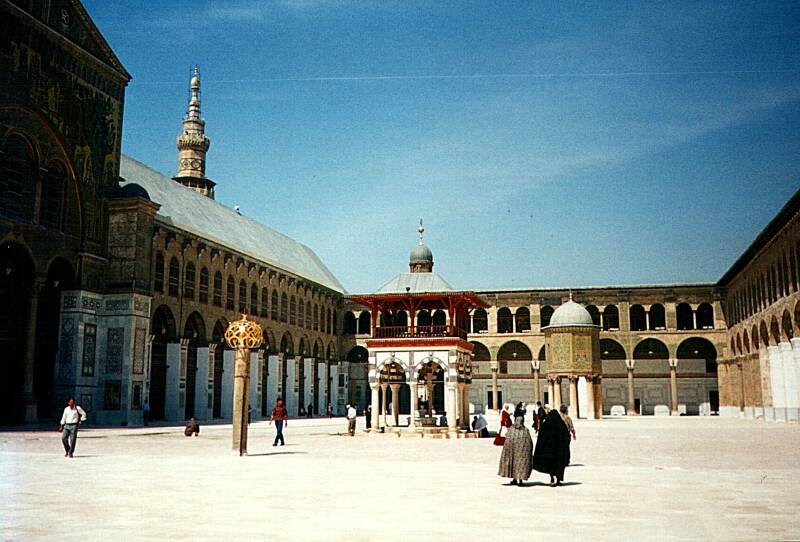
[547,378,555,408]
[21,281,42,421]
[390,383,401,426]
[594,377,604,419]
[207,344,217,420]
[768,345,785,421]
[585,375,596,420]
[426,373,434,416]
[490,360,499,411]
[380,382,388,427]
[325,360,332,412]
[553,377,562,406]
[446,383,457,432]
[669,358,679,415]
[369,383,380,430]
[409,381,419,427]
[231,347,251,455]
[461,383,471,429]
[568,376,578,417]
[531,359,541,405]
[790,338,800,421]
[780,341,798,421]
[625,359,636,415]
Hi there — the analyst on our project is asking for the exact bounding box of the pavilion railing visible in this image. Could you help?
[374,325,468,340]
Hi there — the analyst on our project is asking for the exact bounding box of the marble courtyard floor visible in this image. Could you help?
[1,416,798,542]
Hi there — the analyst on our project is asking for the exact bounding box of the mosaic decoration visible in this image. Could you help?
[132,327,146,375]
[103,380,121,410]
[106,327,124,374]
[81,323,96,377]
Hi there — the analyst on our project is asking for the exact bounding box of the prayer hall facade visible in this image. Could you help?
[1,0,798,427]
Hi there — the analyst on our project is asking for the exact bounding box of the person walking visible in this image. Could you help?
[498,416,533,486]
[533,401,546,433]
[327,403,333,418]
[58,398,87,458]
[493,405,513,446]
[269,398,289,446]
[513,401,526,422]
[365,403,372,429]
[533,404,574,486]
[307,403,313,418]
[346,403,357,436]
[143,400,150,426]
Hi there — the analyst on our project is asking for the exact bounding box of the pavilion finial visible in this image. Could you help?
[569,290,573,301]
[418,219,425,246]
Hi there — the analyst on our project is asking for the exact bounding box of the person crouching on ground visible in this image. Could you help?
[184,417,200,437]
[533,404,574,486]
[59,397,87,458]
[346,403,357,436]
[269,398,288,446]
[498,416,533,486]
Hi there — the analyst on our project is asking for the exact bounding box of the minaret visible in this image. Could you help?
[174,65,215,198]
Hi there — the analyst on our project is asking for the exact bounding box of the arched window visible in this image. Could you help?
[199,267,209,303]
[629,305,646,331]
[472,308,488,333]
[497,308,513,333]
[41,161,66,230]
[696,303,714,329]
[306,301,312,329]
[676,303,694,330]
[183,262,196,300]
[239,279,247,312]
[649,304,666,330]
[260,288,269,317]
[289,295,297,325]
[298,299,305,327]
[168,257,180,297]
[602,305,619,331]
[280,293,288,322]
[250,283,258,315]
[271,291,279,320]
[213,272,222,306]
[154,253,164,293]
[0,134,36,221]
[515,307,531,332]
[358,311,371,334]
[540,306,554,328]
[226,276,235,310]
[332,310,338,336]
[327,307,333,334]
[313,304,319,330]
[344,312,357,334]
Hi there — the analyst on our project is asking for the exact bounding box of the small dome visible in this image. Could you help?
[548,300,594,327]
[409,243,433,264]
[115,182,150,200]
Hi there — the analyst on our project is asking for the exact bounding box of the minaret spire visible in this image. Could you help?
[418,219,425,245]
[174,65,215,198]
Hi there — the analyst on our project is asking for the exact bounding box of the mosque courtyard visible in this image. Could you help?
[1,416,798,542]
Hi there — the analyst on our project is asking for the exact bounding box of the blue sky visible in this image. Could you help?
[84,1,800,293]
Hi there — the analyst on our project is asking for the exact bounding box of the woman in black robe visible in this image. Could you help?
[532,409,571,486]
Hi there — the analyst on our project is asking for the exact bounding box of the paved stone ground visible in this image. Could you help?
[1,416,798,542]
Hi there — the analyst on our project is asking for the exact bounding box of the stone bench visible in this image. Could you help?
[653,405,670,417]
[610,405,626,416]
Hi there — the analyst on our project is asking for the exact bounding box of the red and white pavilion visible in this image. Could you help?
[349,222,488,434]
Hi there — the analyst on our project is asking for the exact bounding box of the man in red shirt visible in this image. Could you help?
[269,398,288,446]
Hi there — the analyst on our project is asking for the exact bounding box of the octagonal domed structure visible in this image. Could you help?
[548,299,594,327]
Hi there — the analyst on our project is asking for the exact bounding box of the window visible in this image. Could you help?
[199,267,209,304]
[602,305,619,331]
[168,257,179,297]
[154,253,164,293]
[213,271,222,307]
[327,308,332,334]
[0,134,36,221]
[239,279,247,313]
[41,161,66,230]
[226,276,235,310]
[260,288,269,317]
[306,301,312,329]
[313,305,319,330]
[250,283,258,315]
[271,291,279,320]
[298,300,305,328]
[472,309,488,332]
[289,296,297,325]
[280,293,288,322]
[184,263,196,300]
[103,380,122,410]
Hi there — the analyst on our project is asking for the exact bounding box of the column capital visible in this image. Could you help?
[531,359,541,371]
[625,359,635,370]
[668,358,678,368]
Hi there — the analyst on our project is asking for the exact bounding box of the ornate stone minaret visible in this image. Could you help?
[174,65,215,198]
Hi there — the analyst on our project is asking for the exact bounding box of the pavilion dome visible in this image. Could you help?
[548,299,595,327]
[409,243,433,265]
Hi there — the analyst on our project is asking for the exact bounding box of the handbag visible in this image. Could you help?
[493,424,508,446]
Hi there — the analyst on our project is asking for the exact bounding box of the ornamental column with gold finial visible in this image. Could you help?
[224,314,263,456]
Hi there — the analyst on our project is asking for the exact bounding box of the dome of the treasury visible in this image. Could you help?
[547,299,595,327]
